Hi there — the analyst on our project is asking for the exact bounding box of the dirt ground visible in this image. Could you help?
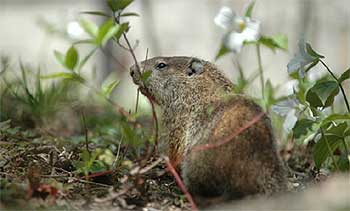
[0,119,344,211]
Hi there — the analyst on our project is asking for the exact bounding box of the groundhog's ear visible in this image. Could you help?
[187,58,204,76]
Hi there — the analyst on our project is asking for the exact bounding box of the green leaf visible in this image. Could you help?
[102,80,120,98]
[79,19,98,37]
[54,50,65,67]
[259,35,288,52]
[65,46,79,70]
[272,34,288,50]
[293,119,316,139]
[325,122,349,138]
[41,72,85,83]
[77,47,98,72]
[114,22,129,40]
[244,1,255,18]
[121,122,143,146]
[141,70,152,83]
[322,114,350,126]
[338,154,350,171]
[306,80,339,108]
[108,0,134,12]
[306,43,324,59]
[73,39,95,45]
[120,12,140,17]
[215,44,230,60]
[313,134,342,168]
[80,11,111,17]
[338,68,350,83]
[263,79,276,106]
[96,19,118,46]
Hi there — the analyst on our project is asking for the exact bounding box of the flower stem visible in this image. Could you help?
[256,44,265,102]
[320,60,350,113]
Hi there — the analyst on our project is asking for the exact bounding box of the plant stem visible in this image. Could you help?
[256,43,265,100]
[80,110,90,155]
[321,128,340,171]
[341,138,350,169]
[319,60,350,112]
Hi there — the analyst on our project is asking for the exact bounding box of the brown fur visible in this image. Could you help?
[130,56,287,202]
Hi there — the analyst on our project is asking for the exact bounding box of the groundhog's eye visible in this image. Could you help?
[156,62,167,70]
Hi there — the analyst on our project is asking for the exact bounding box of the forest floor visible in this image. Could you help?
[0,118,332,211]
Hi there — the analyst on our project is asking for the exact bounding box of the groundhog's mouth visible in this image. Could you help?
[139,87,159,105]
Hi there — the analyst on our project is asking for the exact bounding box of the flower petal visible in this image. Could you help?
[224,32,245,53]
[287,40,318,77]
[283,109,298,133]
[241,19,261,41]
[214,6,235,29]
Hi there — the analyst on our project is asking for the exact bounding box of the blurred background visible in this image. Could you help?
[1,0,349,110]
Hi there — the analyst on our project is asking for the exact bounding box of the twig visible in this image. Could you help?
[139,157,162,174]
[192,112,265,152]
[135,89,140,113]
[122,32,142,77]
[164,156,198,211]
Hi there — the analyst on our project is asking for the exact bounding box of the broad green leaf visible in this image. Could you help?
[108,0,134,12]
[325,122,349,138]
[306,80,339,108]
[259,34,288,52]
[322,114,350,126]
[96,19,118,46]
[41,72,85,83]
[54,50,65,67]
[79,19,98,37]
[244,1,255,18]
[80,11,111,17]
[306,43,324,59]
[141,70,152,83]
[120,12,140,17]
[215,44,230,60]
[114,22,129,40]
[293,119,316,139]
[338,68,350,83]
[102,80,120,98]
[313,134,342,168]
[65,46,79,70]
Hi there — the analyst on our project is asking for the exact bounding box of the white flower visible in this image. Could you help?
[283,109,298,133]
[67,21,84,38]
[214,6,235,29]
[214,6,261,53]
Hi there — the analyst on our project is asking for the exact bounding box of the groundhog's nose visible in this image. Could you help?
[130,65,137,77]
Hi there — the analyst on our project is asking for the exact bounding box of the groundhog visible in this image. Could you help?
[130,56,287,202]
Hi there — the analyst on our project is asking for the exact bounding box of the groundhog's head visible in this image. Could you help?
[130,56,233,106]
